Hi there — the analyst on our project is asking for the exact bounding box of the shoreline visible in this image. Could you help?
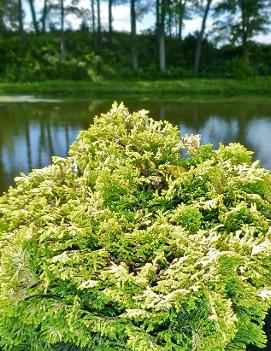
[1,78,271,96]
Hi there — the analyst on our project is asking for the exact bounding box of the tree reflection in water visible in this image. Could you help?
[1,96,271,194]
[1,96,271,188]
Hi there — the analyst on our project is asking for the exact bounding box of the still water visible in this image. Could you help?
[1,95,271,194]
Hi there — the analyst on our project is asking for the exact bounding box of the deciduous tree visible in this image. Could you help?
[194,0,213,75]
[131,0,138,70]
[157,0,166,73]
[215,0,271,58]
[28,0,39,32]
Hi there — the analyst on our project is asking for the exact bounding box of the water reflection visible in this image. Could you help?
[247,118,271,169]
[1,96,271,194]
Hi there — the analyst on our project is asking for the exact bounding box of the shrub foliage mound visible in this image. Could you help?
[1,104,271,351]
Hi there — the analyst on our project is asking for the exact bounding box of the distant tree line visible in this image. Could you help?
[0,0,271,80]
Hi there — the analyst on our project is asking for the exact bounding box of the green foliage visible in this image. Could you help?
[1,30,271,81]
[171,205,203,232]
[0,33,116,81]
[224,57,255,79]
[1,103,271,351]
[215,0,270,49]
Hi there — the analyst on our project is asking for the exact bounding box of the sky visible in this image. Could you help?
[28,0,271,44]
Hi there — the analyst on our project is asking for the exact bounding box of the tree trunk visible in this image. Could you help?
[240,1,248,59]
[158,0,166,73]
[130,0,138,71]
[91,0,96,32]
[41,0,48,32]
[194,0,212,75]
[178,0,182,39]
[0,2,5,32]
[178,0,187,40]
[97,0,101,46]
[18,0,24,48]
[174,0,178,37]
[169,13,173,38]
[60,0,65,62]
[156,0,159,32]
[108,0,113,45]
[28,0,39,32]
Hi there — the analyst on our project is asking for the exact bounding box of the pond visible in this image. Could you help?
[0,94,271,350]
[1,95,271,195]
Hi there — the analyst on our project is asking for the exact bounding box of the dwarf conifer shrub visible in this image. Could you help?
[1,103,271,351]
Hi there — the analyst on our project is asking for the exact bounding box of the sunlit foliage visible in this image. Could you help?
[1,103,271,350]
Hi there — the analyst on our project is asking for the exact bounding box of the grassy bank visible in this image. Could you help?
[1,78,271,96]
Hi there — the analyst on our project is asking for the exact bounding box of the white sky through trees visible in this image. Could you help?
[27,0,271,44]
